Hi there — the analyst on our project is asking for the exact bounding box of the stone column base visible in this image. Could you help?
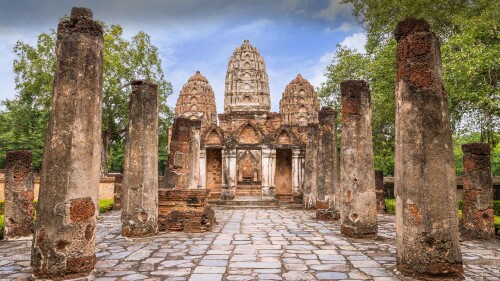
[31,272,95,281]
[220,185,235,200]
[316,209,340,221]
[262,186,276,199]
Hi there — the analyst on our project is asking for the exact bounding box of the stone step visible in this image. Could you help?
[211,199,280,207]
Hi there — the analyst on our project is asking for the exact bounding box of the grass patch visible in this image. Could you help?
[98,198,114,214]
[385,199,396,214]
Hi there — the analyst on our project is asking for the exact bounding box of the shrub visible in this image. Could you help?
[385,199,396,214]
[458,200,463,210]
[0,215,3,240]
[0,201,4,216]
[98,198,114,214]
[493,201,500,217]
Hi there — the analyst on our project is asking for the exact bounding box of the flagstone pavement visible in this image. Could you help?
[1,208,499,281]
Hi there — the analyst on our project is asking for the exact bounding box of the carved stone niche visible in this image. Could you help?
[236,150,261,184]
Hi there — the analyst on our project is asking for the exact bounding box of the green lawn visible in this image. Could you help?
[0,199,114,240]
[98,198,115,214]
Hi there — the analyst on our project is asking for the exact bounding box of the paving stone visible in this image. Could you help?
[192,266,226,274]
[316,272,348,280]
[0,209,498,281]
[189,273,223,281]
[230,262,281,269]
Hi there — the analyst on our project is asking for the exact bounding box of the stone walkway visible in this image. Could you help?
[0,208,499,281]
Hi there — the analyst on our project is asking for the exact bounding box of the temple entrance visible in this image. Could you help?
[206,148,222,199]
[275,148,293,202]
[236,149,262,198]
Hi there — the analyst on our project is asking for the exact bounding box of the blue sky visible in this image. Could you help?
[0,0,366,112]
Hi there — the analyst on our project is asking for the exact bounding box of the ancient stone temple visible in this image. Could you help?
[174,40,329,205]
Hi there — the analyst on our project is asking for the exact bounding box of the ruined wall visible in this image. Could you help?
[394,18,462,278]
[31,7,103,279]
[461,143,494,240]
[162,117,201,189]
[339,80,377,237]
[158,189,215,232]
[4,150,34,239]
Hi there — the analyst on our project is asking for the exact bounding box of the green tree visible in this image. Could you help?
[320,0,499,175]
[1,23,173,173]
[0,32,56,170]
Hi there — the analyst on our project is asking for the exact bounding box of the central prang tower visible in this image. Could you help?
[224,39,271,112]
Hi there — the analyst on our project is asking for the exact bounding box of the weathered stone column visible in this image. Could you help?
[375,171,385,213]
[31,7,103,280]
[303,124,319,209]
[316,107,339,220]
[220,148,236,200]
[394,18,463,278]
[226,148,237,198]
[269,148,276,194]
[189,126,201,189]
[461,143,494,240]
[292,149,300,194]
[4,150,34,240]
[121,80,159,237]
[112,174,123,210]
[261,146,271,193]
[340,80,377,237]
[199,148,207,188]
[162,118,201,189]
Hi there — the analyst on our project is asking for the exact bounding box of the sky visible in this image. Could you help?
[0,0,367,112]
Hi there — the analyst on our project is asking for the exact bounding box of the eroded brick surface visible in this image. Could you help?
[158,189,215,233]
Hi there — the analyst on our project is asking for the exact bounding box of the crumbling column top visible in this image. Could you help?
[131,79,157,87]
[71,7,93,19]
[340,80,369,98]
[462,142,490,156]
[394,17,430,41]
[6,150,32,169]
[319,106,337,120]
[58,7,102,36]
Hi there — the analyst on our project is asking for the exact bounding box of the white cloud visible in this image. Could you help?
[315,0,352,22]
[227,19,275,35]
[324,22,354,33]
[339,32,366,53]
[308,51,334,88]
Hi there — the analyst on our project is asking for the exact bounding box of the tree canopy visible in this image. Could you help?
[0,23,173,173]
[320,0,499,175]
